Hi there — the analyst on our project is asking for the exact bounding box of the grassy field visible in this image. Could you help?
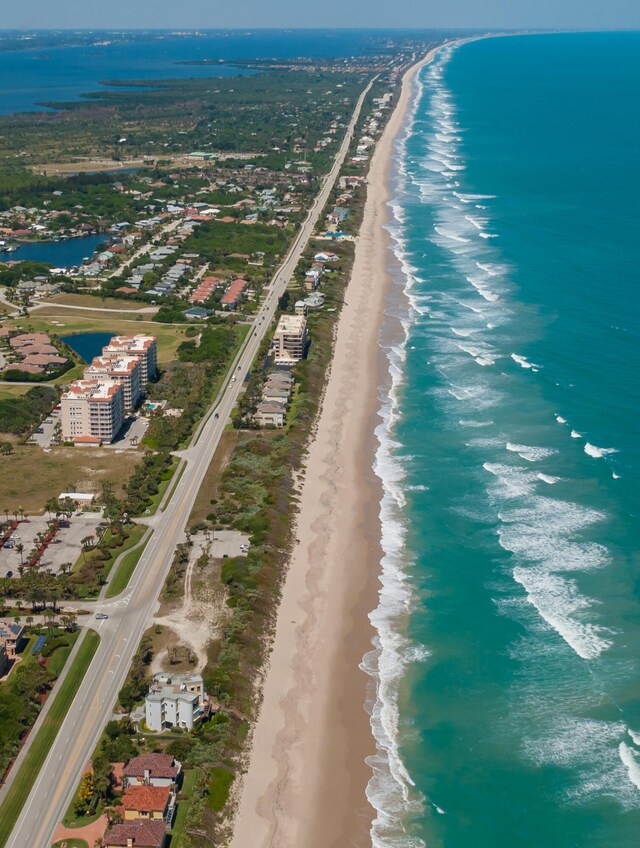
[105,527,151,598]
[189,428,239,526]
[7,312,189,364]
[48,293,158,312]
[0,445,141,514]
[0,629,100,848]
[52,839,89,848]
[0,384,31,400]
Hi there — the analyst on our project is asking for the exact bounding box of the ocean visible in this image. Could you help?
[369,32,640,848]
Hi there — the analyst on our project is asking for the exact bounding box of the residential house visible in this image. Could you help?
[145,672,208,732]
[0,620,25,662]
[221,278,249,309]
[120,785,173,822]
[183,307,211,320]
[254,400,286,428]
[122,754,181,789]
[103,820,167,848]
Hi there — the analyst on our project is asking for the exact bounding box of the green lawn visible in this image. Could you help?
[0,629,100,848]
[206,767,234,812]
[53,839,89,848]
[168,768,198,846]
[105,528,151,598]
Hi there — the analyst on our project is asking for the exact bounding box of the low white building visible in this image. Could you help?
[145,672,207,732]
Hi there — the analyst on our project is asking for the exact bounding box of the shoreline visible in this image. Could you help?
[229,47,439,848]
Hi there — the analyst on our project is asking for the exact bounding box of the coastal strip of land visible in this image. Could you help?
[230,46,440,848]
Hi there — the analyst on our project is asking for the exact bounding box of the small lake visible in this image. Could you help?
[61,332,115,363]
[3,233,109,267]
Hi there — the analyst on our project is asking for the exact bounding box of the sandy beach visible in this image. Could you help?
[229,47,439,848]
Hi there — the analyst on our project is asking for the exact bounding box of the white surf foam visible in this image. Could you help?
[434,225,470,244]
[619,743,640,792]
[537,473,561,484]
[584,442,618,459]
[506,443,557,462]
[511,353,540,370]
[571,430,582,439]
[512,567,612,659]
[555,415,567,424]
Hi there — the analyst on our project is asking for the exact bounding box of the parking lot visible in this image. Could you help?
[0,511,104,577]
[29,407,61,448]
[209,529,251,558]
[103,414,149,450]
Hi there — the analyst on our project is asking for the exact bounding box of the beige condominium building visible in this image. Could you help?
[85,355,142,413]
[273,314,307,365]
[102,334,158,386]
[61,378,125,445]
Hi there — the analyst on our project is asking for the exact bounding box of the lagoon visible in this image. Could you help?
[61,332,114,363]
[5,233,108,267]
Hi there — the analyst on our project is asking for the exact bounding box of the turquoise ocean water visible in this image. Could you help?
[366,33,640,848]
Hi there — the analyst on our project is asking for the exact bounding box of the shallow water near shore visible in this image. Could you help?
[371,32,640,848]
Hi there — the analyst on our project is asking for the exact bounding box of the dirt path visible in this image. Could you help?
[151,535,228,673]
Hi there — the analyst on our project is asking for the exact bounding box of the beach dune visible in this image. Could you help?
[229,47,439,848]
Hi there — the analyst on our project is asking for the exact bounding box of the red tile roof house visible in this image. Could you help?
[103,819,167,848]
[221,278,249,309]
[122,753,180,788]
[120,785,173,823]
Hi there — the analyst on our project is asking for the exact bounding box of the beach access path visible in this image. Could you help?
[229,46,442,848]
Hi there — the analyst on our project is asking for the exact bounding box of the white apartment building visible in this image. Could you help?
[102,334,158,386]
[272,314,307,365]
[85,355,142,413]
[145,672,207,732]
[60,379,125,444]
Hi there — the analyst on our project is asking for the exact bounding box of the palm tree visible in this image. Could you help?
[16,543,24,565]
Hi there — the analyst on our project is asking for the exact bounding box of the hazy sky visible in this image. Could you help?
[3,0,640,31]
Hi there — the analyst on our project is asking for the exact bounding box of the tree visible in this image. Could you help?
[92,754,112,803]
[16,543,24,565]
[0,441,13,456]
[75,772,95,815]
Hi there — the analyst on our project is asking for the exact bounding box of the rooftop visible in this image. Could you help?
[121,784,170,813]
[123,753,179,780]
[103,819,167,848]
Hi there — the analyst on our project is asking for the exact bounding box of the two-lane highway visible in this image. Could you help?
[6,76,375,848]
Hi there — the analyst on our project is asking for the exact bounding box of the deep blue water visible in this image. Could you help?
[61,332,114,362]
[368,32,640,848]
[0,29,412,114]
[5,233,108,266]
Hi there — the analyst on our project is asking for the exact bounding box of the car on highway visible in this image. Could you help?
[231,376,236,382]
[95,613,109,620]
